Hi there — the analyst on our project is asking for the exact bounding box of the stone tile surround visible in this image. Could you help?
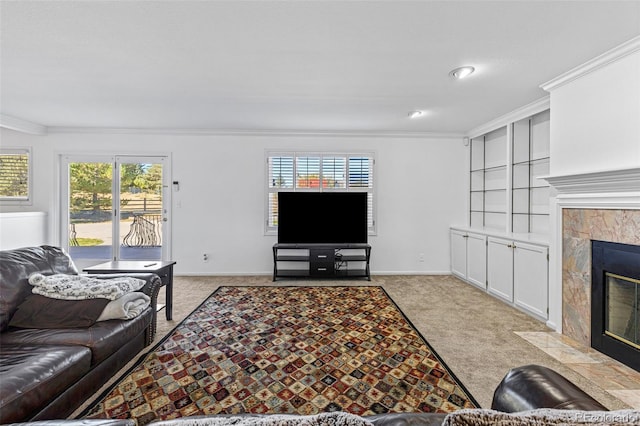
[562,208,640,347]
[517,331,640,409]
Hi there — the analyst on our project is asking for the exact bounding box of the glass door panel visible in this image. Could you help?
[67,161,114,262]
[118,159,165,260]
[63,155,170,265]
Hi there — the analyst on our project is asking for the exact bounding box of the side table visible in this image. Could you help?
[84,260,176,320]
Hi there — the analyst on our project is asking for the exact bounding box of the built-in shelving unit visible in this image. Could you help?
[470,127,508,230]
[511,110,550,234]
[469,109,550,236]
[457,106,551,323]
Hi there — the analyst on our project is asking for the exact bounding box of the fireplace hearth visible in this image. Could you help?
[591,240,640,372]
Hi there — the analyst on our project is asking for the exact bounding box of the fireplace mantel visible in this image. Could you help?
[542,166,640,341]
[543,167,640,197]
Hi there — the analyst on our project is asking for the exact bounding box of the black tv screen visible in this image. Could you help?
[277,192,368,244]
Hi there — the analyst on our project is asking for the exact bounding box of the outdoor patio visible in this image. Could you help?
[69,218,162,261]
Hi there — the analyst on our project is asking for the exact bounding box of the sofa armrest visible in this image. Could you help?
[491,364,608,412]
[83,272,162,343]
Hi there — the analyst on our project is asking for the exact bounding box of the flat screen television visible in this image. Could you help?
[277,192,368,244]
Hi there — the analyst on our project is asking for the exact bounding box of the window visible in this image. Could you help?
[266,152,375,234]
[0,148,31,202]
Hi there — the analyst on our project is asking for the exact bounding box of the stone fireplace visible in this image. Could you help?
[562,208,640,347]
[553,168,640,371]
[591,239,640,371]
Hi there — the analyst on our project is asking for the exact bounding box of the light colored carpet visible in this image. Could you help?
[71,275,630,419]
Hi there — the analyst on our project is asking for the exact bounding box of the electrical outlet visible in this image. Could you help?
[203,253,209,262]
[419,253,425,263]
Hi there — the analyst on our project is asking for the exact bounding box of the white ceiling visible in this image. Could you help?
[1,0,639,135]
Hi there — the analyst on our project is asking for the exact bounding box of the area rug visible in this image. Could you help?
[82,286,478,424]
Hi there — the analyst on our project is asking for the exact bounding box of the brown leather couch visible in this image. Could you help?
[0,246,162,424]
[5,364,611,425]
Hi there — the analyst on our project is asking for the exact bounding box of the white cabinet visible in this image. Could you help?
[487,236,548,320]
[451,229,468,279]
[513,241,548,319]
[467,233,487,289]
[450,229,486,290]
[487,237,514,302]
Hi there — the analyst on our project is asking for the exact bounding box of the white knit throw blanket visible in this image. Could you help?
[151,413,373,426]
[97,292,151,321]
[442,409,640,426]
[28,273,146,300]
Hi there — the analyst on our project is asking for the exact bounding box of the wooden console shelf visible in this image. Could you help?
[273,243,371,281]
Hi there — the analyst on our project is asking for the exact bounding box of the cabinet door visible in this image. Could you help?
[487,237,514,302]
[514,242,548,319]
[466,232,487,289]
[450,230,467,279]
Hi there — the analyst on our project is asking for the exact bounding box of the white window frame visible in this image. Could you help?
[265,151,376,236]
[0,147,32,204]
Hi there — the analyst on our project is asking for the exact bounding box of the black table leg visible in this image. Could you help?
[165,265,173,320]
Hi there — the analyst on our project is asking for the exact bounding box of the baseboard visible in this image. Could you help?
[372,271,452,276]
[177,272,273,277]
[177,271,453,277]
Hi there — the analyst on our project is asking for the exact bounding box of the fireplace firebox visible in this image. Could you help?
[591,240,640,372]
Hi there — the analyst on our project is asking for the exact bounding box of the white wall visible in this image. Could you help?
[542,39,640,332]
[0,128,467,275]
[0,212,47,250]
[549,49,640,176]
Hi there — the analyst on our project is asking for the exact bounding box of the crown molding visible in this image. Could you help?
[541,167,640,195]
[466,96,550,139]
[46,126,465,139]
[541,36,640,92]
[0,114,47,135]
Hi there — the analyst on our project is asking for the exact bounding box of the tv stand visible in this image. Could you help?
[273,243,371,281]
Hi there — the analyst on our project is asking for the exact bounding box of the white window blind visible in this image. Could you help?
[0,148,31,201]
[266,152,375,233]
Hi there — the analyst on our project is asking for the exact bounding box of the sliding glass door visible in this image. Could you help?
[61,155,170,265]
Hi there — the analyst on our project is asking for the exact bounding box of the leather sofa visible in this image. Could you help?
[0,245,162,424]
[4,364,611,425]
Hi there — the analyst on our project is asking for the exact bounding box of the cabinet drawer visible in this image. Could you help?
[310,262,334,276]
[310,249,334,262]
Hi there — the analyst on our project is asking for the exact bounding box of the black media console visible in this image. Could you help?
[272,243,371,281]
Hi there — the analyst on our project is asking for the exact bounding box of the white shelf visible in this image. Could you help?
[467,108,550,236]
[511,110,550,234]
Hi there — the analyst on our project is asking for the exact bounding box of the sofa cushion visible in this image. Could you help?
[9,294,109,329]
[1,307,152,365]
[0,246,78,331]
[0,344,91,424]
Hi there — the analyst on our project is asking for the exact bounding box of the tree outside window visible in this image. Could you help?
[0,148,30,201]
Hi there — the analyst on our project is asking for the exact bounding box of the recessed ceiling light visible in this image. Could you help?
[408,110,424,119]
[449,66,476,80]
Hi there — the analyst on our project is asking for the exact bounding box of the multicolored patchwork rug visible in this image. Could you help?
[82,286,477,424]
